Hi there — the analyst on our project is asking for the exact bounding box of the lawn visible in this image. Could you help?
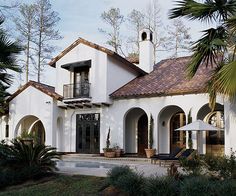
[0,175,106,196]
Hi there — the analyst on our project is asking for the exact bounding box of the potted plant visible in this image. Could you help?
[113,144,122,157]
[17,130,35,146]
[187,109,193,149]
[145,114,156,158]
[103,128,115,158]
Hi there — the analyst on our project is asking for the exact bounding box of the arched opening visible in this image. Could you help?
[197,103,224,156]
[150,32,153,42]
[141,32,147,41]
[15,115,45,144]
[138,114,148,155]
[124,107,148,156]
[158,105,186,154]
[57,117,64,152]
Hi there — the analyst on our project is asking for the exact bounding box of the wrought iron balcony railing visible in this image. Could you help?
[63,82,90,99]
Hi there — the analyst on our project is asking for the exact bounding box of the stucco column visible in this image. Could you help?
[153,114,158,152]
[224,99,236,155]
[147,113,150,149]
[190,110,198,151]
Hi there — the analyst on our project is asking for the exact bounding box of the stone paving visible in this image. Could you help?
[57,155,168,177]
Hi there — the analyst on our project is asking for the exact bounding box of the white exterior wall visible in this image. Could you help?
[8,86,55,146]
[3,87,236,155]
[55,43,140,103]
[58,107,101,152]
[55,43,107,103]
[224,99,236,154]
[0,116,7,141]
[107,56,138,102]
[101,94,225,154]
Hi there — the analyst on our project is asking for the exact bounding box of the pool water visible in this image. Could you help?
[57,161,118,169]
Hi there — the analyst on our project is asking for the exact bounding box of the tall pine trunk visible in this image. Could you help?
[37,5,43,83]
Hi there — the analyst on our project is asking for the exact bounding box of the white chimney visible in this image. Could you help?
[139,28,154,73]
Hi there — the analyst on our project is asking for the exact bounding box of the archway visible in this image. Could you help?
[158,105,186,154]
[124,107,148,156]
[14,115,45,144]
[197,103,224,155]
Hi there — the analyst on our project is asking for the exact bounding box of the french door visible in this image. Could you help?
[76,113,100,153]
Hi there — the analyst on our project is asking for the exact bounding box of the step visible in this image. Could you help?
[61,154,150,162]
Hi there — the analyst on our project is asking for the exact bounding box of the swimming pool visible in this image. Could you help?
[57,160,119,169]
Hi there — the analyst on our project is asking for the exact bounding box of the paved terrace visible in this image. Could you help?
[57,154,168,177]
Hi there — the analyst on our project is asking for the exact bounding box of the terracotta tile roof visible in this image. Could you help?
[7,81,63,102]
[111,56,214,99]
[48,37,146,75]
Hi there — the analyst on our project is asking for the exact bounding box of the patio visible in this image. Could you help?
[57,154,167,177]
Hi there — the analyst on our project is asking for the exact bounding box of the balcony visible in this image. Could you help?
[63,82,90,99]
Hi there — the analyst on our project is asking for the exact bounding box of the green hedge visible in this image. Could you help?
[107,166,236,196]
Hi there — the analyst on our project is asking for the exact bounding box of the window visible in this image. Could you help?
[206,111,224,145]
[5,125,9,138]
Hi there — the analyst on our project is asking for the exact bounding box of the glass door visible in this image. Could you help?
[76,113,100,153]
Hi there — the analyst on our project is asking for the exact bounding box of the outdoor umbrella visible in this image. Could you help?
[175,120,222,153]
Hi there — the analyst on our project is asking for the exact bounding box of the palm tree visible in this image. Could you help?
[169,0,236,109]
[0,17,21,111]
[0,139,60,173]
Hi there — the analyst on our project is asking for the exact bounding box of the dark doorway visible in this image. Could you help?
[76,113,100,153]
[138,114,148,156]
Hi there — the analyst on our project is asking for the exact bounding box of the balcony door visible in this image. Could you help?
[74,68,89,98]
[76,113,100,154]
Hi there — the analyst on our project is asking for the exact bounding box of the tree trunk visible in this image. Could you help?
[37,6,43,83]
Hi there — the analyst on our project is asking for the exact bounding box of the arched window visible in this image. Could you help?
[206,111,224,145]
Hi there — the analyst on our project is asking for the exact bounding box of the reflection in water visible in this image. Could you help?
[57,161,117,169]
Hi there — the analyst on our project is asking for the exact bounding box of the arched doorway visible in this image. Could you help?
[15,115,45,144]
[124,108,148,156]
[197,103,224,155]
[137,114,148,155]
[158,105,186,154]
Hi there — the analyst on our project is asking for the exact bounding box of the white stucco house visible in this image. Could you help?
[1,28,236,156]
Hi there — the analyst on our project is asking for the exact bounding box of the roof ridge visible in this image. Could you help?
[48,37,146,75]
[29,80,55,89]
[7,81,62,102]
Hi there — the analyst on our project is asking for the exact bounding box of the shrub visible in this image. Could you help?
[180,154,203,176]
[107,166,145,196]
[0,139,60,188]
[215,179,236,196]
[145,176,179,196]
[0,139,60,172]
[107,165,133,185]
[114,171,145,196]
[180,176,216,196]
[203,152,236,179]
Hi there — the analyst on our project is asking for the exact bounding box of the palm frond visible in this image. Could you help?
[187,26,227,77]
[0,33,22,73]
[169,0,236,22]
[227,15,236,34]
[215,60,236,99]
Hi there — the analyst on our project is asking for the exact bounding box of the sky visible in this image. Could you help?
[2,0,210,91]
